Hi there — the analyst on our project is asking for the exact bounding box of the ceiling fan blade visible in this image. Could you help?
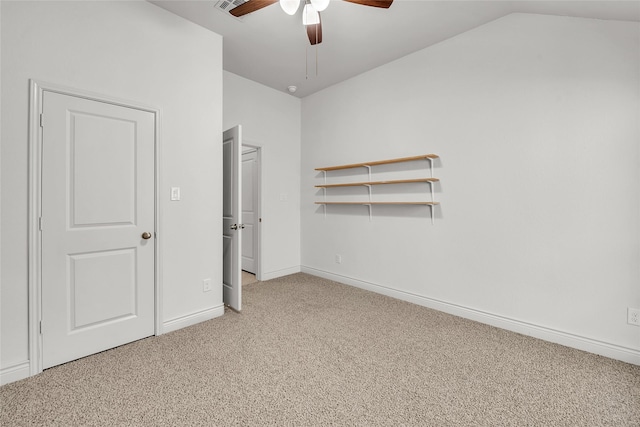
[342,0,393,8]
[306,14,323,45]
[230,0,278,17]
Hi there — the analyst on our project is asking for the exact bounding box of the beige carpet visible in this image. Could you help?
[242,270,258,286]
[1,273,639,426]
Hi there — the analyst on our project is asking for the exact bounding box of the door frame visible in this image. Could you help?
[242,142,263,281]
[27,80,162,376]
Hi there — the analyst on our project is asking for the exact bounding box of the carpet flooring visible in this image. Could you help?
[1,273,639,426]
[242,271,259,286]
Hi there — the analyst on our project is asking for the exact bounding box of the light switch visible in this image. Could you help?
[279,193,288,202]
[171,187,181,201]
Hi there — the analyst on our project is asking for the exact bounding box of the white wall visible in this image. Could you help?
[301,14,640,363]
[224,71,301,279]
[1,0,223,383]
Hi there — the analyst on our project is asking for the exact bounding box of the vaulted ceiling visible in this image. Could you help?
[151,1,640,97]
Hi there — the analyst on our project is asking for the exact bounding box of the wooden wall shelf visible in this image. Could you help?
[315,178,439,189]
[315,154,439,172]
[316,202,440,206]
[315,154,440,222]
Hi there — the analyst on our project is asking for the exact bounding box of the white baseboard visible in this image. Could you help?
[162,304,225,334]
[301,266,640,366]
[0,360,30,385]
[261,265,301,281]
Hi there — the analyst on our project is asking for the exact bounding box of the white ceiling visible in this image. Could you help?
[151,0,640,98]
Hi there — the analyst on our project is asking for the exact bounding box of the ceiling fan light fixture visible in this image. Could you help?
[279,0,300,15]
[302,3,320,26]
[310,0,330,12]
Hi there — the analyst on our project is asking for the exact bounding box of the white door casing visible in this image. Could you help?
[40,90,156,369]
[223,126,242,311]
[241,150,258,274]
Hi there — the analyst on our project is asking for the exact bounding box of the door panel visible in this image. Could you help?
[69,248,137,330]
[222,126,242,311]
[41,91,155,369]
[70,112,136,226]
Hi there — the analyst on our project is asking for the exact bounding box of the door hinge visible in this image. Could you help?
[39,321,42,334]
[39,217,43,231]
[39,113,43,128]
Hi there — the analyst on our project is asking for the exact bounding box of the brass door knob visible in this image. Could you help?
[141,232,152,240]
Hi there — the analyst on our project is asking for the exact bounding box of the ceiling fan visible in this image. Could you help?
[229,0,394,45]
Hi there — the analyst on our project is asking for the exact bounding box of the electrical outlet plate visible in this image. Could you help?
[335,255,342,264]
[628,308,640,326]
[203,278,212,292]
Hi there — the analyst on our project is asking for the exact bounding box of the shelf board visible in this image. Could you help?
[315,178,439,188]
[315,201,440,206]
[316,154,439,172]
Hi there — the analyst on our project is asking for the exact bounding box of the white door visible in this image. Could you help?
[223,126,242,311]
[41,91,155,369]
[241,150,258,274]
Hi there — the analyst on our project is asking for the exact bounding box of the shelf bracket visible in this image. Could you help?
[364,165,372,183]
[364,166,372,221]
[428,181,435,206]
[364,203,372,222]
[426,157,434,178]
[363,184,372,204]
[426,158,436,224]
[322,171,327,218]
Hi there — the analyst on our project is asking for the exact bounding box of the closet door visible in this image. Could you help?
[41,91,156,368]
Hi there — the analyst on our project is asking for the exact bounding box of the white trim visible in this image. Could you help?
[261,265,301,281]
[28,80,44,375]
[0,361,31,386]
[28,79,163,376]
[154,103,164,336]
[301,266,640,366]
[162,305,225,334]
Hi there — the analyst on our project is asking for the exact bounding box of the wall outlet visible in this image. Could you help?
[628,308,640,326]
[335,254,342,264]
[203,278,212,292]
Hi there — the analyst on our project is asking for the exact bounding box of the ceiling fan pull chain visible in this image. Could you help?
[305,45,318,80]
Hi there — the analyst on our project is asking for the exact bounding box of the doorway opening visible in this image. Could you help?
[241,144,262,286]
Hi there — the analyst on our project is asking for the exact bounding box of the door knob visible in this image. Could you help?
[230,224,238,230]
[141,231,152,240]
[239,224,245,229]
